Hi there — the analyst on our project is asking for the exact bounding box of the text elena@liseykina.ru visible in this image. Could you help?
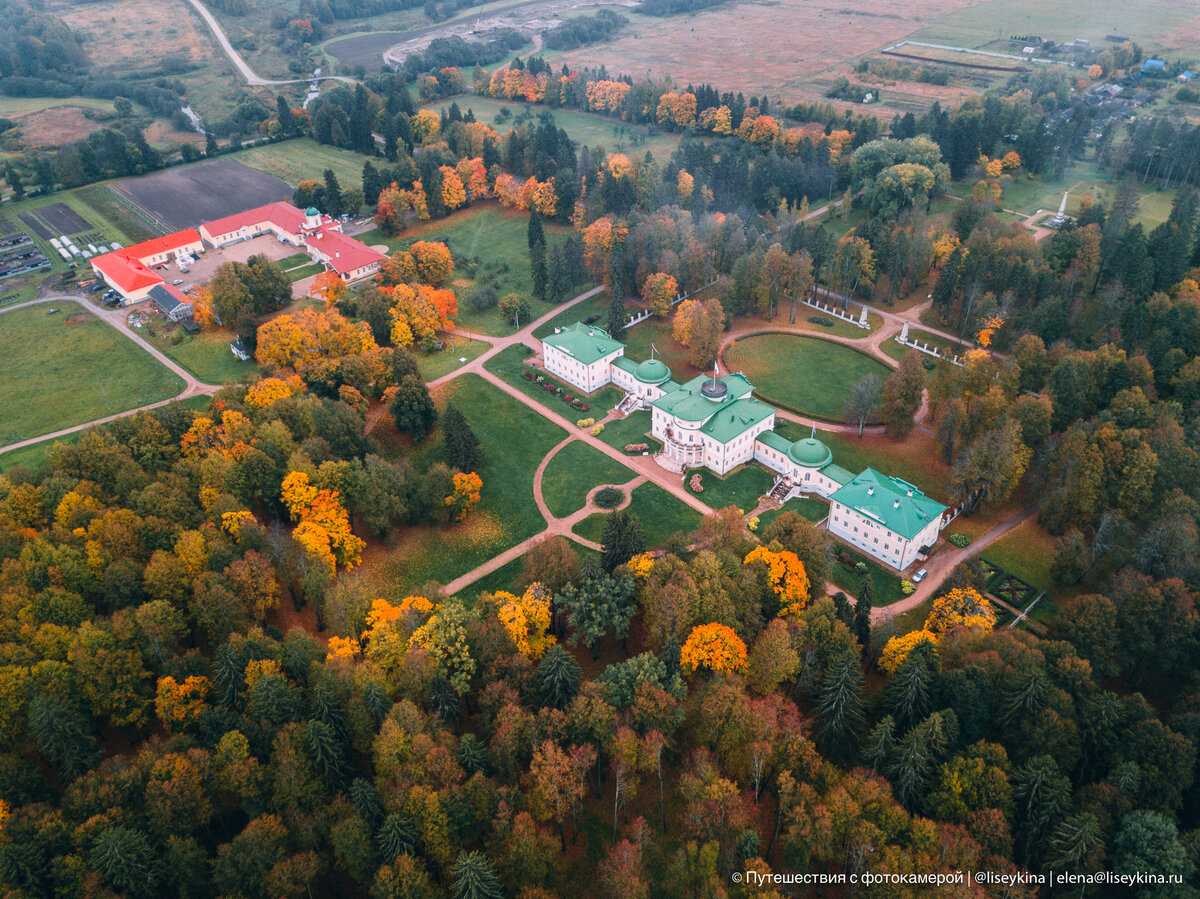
[730,869,1187,888]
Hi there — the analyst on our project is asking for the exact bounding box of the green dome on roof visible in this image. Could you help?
[305,207,320,216]
[788,437,832,468]
[634,357,672,384]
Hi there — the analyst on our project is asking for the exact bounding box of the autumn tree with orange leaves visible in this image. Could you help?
[680,623,748,675]
[312,270,347,308]
[280,470,364,574]
[641,272,678,318]
[409,241,454,286]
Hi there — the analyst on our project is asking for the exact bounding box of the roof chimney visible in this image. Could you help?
[866,486,874,496]
[893,499,900,509]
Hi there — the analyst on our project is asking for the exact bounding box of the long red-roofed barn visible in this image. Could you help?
[91,202,386,305]
[91,230,205,303]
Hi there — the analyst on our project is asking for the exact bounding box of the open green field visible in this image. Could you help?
[426,95,682,160]
[725,334,891,422]
[358,204,586,336]
[573,482,704,548]
[685,464,773,513]
[909,0,1200,56]
[955,158,1178,230]
[0,96,116,118]
[361,374,566,594]
[541,440,637,518]
[234,138,382,193]
[982,518,1055,593]
[151,328,260,385]
[0,305,183,445]
[485,344,624,416]
[415,335,491,381]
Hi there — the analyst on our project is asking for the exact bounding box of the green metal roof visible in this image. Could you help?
[542,322,624,366]
[699,397,776,444]
[612,356,639,375]
[820,463,855,485]
[788,437,833,467]
[651,373,754,422]
[756,430,792,454]
[829,468,946,540]
[634,358,672,384]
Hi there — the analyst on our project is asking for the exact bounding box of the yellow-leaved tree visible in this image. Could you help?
[244,375,302,409]
[878,587,996,673]
[444,471,482,521]
[743,545,810,615]
[641,272,679,319]
[280,470,364,574]
[487,583,554,659]
[681,623,748,674]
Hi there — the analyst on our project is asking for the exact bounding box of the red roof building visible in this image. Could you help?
[305,229,385,279]
[200,202,333,246]
[91,229,204,300]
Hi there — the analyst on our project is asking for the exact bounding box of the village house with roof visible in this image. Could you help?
[541,321,952,571]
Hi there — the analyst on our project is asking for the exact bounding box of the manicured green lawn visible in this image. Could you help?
[597,410,658,453]
[415,336,491,381]
[757,496,828,530]
[685,464,773,513]
[725,334,890,422]
[831,545,905,606]
[152,328,260,385]
[541,440,638,518]
[573,482,703,548]
[279,253,313,269]
[286,263,325,283]
[484,345,623,416]
[363,374,565,593]
[357,205,587,336]
[0,306,184,445]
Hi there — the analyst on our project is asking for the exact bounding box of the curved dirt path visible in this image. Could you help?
[870,506,1036,623]
[0,296,221,456]
[185,0,359,86]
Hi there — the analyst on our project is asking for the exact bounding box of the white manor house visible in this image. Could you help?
[542,321,952,571]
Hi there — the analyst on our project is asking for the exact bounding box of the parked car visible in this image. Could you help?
[912,568,928,584]
[171,279,184,286]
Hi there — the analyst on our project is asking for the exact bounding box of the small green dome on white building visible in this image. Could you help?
[633,358,672,385]
[788,436,833,468]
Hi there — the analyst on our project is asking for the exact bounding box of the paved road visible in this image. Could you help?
[871,506,1036,623]
[185,0,358,86]
[0,296,220,456]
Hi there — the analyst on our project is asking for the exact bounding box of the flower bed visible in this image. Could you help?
[522,368,590,413]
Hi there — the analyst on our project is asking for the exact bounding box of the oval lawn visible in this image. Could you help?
[724,333,891,422]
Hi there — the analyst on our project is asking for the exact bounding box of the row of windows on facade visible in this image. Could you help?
[832,512,903,557]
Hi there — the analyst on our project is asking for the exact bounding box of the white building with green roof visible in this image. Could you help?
[650,371,778,474]
[538,322,951,569]
[541,322,625,393]
[828,469,949,570]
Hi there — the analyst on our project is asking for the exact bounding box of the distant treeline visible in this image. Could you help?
[638,0,726,15]
[542,10,627,51]
[394,31,530,80]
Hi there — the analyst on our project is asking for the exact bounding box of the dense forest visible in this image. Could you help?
[3,24,1200,895]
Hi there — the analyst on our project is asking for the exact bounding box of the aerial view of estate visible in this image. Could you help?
[0,0,1198,893]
